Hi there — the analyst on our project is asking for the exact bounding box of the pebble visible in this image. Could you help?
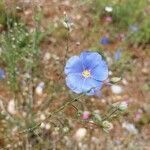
[122,122,138,134]
[44,52,51,61]
[74,128,87,141]
[122,78,128,85]
[40,114,46,121]
[35,82,45,96]
[111,85,123,94]
[45,123,51,130]
[7,99,16,115]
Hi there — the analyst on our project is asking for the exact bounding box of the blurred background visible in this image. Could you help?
[0,0,150,149]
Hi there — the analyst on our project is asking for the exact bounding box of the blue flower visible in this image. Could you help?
[0,68,5,80]
[100,37,109,45]
[114,49,122,61]
[64,51,108,95]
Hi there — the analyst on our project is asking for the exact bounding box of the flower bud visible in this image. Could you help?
[102,121,113,131]
[63,127,69,133]
[118,101,128,111]
[110,77,121,83]
[81,111,90,120]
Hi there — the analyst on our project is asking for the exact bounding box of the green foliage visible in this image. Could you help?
[112,0,147,30]
[0,1,19,28]
[0,22,43,91]
[127,15,150,45]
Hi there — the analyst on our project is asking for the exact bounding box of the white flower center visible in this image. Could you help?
[82,70,91,78]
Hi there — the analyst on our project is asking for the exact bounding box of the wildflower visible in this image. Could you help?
[105,6,113,12]
[65,51,108,95]
[114,49,122,61]
[100,37,110,45]
[118,101,128,111]
[0,68,5,80]
[81,111,90,120]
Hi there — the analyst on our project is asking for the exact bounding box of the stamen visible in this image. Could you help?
[82,70,91,78]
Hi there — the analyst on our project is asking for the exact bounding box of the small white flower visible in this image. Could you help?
[105,6,113,12]
[111,85,123,94]
[74,128,87,141]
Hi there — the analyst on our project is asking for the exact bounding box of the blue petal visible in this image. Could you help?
[64,56,83,75]
[82,78,103,95]
[66,74,83,94]
[100,37,109,45]
[114,49,122,61]
[0,69,5,80]
[91,60,108,81]
[80,51,102,70]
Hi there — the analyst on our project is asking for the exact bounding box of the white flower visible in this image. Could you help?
[105,6,113,12]
[111,85,123,94]
[74,128,87,141]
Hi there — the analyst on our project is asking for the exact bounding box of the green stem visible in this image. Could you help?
[102,108,119,121]
[19,94,84,134]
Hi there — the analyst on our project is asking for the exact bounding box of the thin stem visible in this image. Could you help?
[19,93,84,134]
[102,108,119,121]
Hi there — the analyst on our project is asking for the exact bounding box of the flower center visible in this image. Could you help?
[82,70,91,78]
